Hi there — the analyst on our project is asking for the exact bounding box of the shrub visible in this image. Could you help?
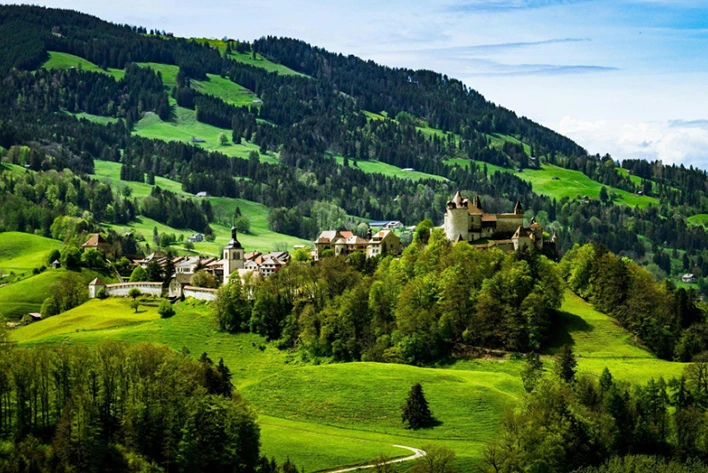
[47,248,60,266]
[97,287,108,299]
[129,266,148,282]
[128,288,141,300]
[158,300,175,318]
[40,297,59,318]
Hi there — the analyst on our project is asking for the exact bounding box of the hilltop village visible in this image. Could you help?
[80,192,550,305]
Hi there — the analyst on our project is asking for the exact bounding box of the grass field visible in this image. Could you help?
[91,160,310,253]
[468,161,659,208]
[11,287,690,472]
[688,214,708,227]
[228,50,308,77]
[0,267,109,320]
[133,107,280,164]
[0,232,61,275]
[69,112,121,125]
[333,155,447,182]
[136,62,261,108]
[42,51,125,80]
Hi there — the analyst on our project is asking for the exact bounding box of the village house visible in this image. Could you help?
[314,229,402,259]
[188,233,205,243]
[243,251,290,277]
[443,192,544,251]
[82,233,111,254]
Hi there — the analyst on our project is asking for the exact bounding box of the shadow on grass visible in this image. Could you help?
[543,310,593,355]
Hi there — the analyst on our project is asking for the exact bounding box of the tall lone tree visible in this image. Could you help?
[402,383,433,429]
[555,344,577,383]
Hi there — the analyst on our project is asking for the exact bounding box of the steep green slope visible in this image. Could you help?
[42,51,125,79]
[0,231,61,274]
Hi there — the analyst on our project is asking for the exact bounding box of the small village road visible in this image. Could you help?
[323,445,426,473]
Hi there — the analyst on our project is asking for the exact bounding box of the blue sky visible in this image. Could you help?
[7,0,708,169]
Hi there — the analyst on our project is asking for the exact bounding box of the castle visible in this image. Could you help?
[443,192,545,251]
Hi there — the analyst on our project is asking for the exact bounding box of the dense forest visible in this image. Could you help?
[0,341,297,473]
[480,350,708,473]
[0,5,707,271]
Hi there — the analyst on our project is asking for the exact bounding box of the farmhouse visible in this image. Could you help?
[682,273,697,283]
[188,233,204,242]
[443,192,544,251]
[82,233,110,253]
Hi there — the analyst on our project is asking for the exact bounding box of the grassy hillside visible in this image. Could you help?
[449,160,659,208]
[688,214,708,227]
[91,160,310,253]
[333,155,447,182]
[0,267,109,319]
[136,62,261,107]
[0,232,61,275]
[133,108,279,164]
[11,288,689,471]
[229,50,308,77]
[42,51,125,80]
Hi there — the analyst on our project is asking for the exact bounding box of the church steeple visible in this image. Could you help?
[223,226,244,284]
[514,199,523,215]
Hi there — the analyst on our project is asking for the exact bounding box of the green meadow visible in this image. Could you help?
[688,213,708,227]
[133,107,280,164]
[450,160,659,208]
[91,160,310,253]
[11,286,690,471]
[136,62,261,107]
[229,50,308,77]
[333,155,447,182]
[0,232,61,274]
[0,267,109,320]
[42,51,125,80]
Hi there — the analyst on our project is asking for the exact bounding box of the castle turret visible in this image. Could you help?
[223,227,244,284]
[444,192,470,241]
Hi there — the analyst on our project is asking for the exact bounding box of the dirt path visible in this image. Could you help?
[324,445,426,473]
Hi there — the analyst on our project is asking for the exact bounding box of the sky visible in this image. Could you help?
[6,0,708,169]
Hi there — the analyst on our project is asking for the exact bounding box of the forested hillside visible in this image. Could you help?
[0,4,707,288]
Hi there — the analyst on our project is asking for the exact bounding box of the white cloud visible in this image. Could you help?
[558,117,708,169]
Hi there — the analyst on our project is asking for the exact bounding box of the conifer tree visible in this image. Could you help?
[555,345,577,383]
[402,383,433,429]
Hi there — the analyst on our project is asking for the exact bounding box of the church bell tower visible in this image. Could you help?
[223,226,244,284]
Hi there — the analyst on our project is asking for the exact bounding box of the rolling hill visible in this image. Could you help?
[10,289,687,471]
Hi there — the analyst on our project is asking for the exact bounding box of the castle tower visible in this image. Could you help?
[223,227,244,285]
[444,192,470,242]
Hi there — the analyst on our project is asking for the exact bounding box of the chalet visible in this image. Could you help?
[195,191,210,197]
[82,233,110,253]
[191,136,206,143]
[682,274,697,283]
[188,233,205,243]
[369,221,403,230]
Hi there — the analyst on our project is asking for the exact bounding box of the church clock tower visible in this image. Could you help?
[223,227,244,284]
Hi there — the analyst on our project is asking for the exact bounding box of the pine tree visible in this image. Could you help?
[401,383,433,429]
[521,352,543,393]
[555,345,577,383]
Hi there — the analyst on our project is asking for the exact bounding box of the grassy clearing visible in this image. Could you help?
[229,50,308,77]
[688,214,708,227]
[476,162,658,208]
[42,51,125,80]
[333,155,447,182]
[136,62,260,107]
[91,160,310,253]
[133,108,280,164]
[68,112,121,125]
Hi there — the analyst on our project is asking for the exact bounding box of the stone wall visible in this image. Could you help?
[105,282,164,297]
[183,286,217,301]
